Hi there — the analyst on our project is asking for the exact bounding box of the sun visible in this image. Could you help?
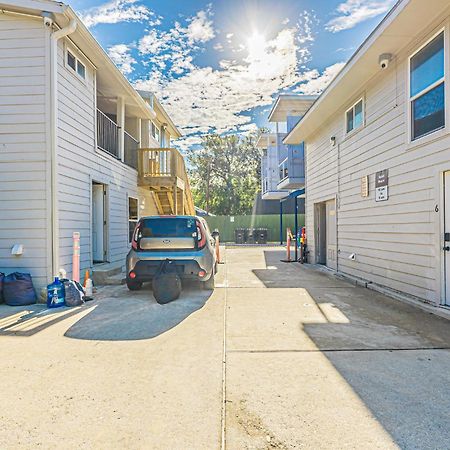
[246,31,268,60]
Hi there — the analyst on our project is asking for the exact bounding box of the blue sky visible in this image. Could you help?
[72,0,396,150]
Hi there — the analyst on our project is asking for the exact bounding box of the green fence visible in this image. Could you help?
[205,214,305,243]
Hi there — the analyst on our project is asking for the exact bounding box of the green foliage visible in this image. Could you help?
[187,130,266,215]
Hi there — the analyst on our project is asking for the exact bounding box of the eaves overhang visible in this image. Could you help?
[0,0,157,122]
[268,94,318,123]
[284,0,450,145]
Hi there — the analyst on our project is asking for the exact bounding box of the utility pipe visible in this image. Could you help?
[49,17,77,276]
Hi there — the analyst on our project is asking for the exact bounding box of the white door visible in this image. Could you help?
[326,199,337,270]
[444,172,450,305]
[92,183,105,262]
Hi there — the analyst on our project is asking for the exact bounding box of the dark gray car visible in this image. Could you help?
[126,215,217,291]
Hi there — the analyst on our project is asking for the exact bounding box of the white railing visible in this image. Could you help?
[279,158,288,182]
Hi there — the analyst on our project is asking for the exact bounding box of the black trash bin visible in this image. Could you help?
[255,228,268,244]
[246,228,257,244]
[235,228,246,244]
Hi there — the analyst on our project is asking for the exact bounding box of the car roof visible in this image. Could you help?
[139,215,200,220]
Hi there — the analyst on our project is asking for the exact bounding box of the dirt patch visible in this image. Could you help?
[228,399,288,450]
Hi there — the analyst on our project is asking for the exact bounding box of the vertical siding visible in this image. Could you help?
[305,20,450,304]
[0,13,50,290]
[56,39,157,277]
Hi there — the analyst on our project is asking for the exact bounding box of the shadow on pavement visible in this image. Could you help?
[0,303,87,337]
[64,281,213,341]
[251,249,450,448]
[252,250,344,289]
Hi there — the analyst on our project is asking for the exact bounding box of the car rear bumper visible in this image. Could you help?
[130,259,205,281]
[126,249,215,281]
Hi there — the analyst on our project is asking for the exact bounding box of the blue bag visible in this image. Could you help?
[3,272,37,306]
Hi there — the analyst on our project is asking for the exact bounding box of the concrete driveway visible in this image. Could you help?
[0,247,449,449]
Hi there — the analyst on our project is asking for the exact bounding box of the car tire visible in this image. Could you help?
[126,279,143,291]
[202,273,215,290]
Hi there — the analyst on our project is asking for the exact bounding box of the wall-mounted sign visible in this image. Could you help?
[361,175,369,198]
[375,169,389,202]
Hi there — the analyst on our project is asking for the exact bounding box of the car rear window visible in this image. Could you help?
[140,217,197,238]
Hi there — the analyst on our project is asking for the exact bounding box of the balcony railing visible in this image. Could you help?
[279,158,288,182]
[97,109,119,158]
[262,176,269,194]
[124,131,139,170]
[138,147,196,215]
[138,148,185,179]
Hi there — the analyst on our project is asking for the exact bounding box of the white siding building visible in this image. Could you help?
[285,0,450,309]
[0,0,192,291]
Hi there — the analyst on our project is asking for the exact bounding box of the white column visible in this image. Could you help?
[136,118,142,146]
[117,96,125,161]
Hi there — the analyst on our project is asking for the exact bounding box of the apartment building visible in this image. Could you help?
[0,0,194,289]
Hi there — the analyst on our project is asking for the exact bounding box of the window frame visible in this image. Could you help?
[407,26,448,144]
[65,46,87,82]
[344,97,364,135]
[128,196,139,244]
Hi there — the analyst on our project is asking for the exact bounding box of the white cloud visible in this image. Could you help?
[326,0,396,33]
[185,10,215,44]
[294,62,345,94]
[108,44,136,74]
[137,10,214,77]
[128,9,331,152]
[80,0,153,28]
[135,26,310,135]
[174,135,203,152]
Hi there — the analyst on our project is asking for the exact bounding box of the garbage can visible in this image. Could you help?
[255,228,268,244]
[235,228,246,244]
[246,228,256,244]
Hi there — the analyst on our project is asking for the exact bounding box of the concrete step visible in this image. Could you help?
[92,262,125,285]
[100,273,126,286]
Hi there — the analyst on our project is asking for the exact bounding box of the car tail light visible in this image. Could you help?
[196,220,207,249]
[198,269,207,278]
[129,271,136,279]
[131,222,142,250]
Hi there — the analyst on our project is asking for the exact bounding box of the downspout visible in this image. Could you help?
[48,16,77,276]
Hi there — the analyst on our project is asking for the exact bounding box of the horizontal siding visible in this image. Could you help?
[55,39,157,275]
[305,23,450,304]
[0,14,49,290]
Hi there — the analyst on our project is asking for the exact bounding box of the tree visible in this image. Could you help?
[187,130,265,216]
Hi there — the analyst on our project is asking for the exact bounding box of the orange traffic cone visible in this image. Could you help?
[83,270,90,288]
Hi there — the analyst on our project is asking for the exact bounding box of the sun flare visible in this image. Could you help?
[246,31,267,59]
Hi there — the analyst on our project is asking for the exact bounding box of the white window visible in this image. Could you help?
[152,122,160,143]
[346,99,363,133]
[409,31,445,141]
[128,197,138,243]
[66,49,86,80]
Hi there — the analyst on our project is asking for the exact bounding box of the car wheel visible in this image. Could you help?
[126,279,143,291]
[202,273,215,290]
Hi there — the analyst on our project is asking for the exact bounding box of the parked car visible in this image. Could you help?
[126,215,217,291]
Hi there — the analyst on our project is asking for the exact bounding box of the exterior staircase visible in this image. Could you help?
[138,148,195,215]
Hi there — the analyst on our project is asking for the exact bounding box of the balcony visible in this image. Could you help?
[124,131,139,170]
[97,109,119,159]
[258,134,289,200]
[138,148,195,215]
[277,143,305,190]
[96,109,140,170]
